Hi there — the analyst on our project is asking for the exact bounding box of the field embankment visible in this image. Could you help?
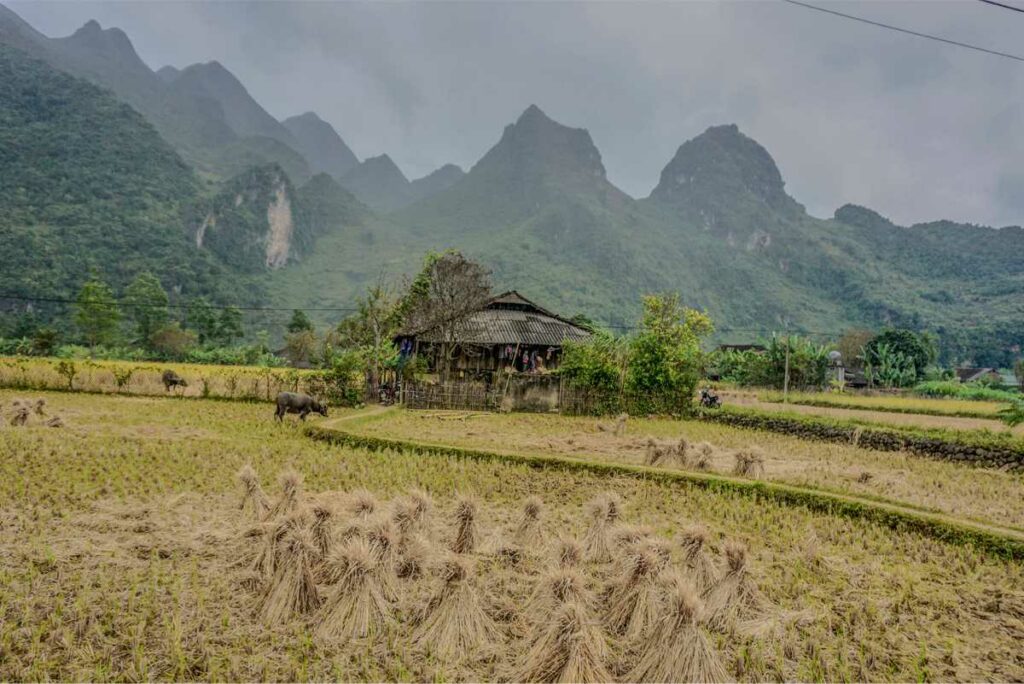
[2,390,1023,681]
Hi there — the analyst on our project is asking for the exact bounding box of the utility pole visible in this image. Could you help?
[783,333,791,402]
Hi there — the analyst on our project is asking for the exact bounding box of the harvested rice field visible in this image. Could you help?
[347,409,1024,531]
[751,390,1008,418]
[2,390,1024,682]
[722,391,1022,436]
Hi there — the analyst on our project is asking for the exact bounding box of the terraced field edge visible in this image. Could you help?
[306,416,1024,561]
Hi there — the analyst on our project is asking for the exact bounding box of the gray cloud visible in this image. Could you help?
[10,0,1024,226]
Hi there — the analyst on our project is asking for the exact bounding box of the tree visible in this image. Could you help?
[287,309,314,334]
[284,329,318,366]
[625,293,713,413]
[336,277,401,388]
[124,272,169,346]
[74,277,120,348]
[186,297,218,344]
[864,329,937,381]
[836,328,874,370]
[149,322,197,358]
[400,251,492,382]
[864,341,917,388]
[216,306,244,346]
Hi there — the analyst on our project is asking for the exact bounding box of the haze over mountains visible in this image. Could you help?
[0,3,1021,364]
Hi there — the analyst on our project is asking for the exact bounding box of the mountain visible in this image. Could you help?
[0,43,260,316]
[0,5,313,181]
[408,164,465,203]
[282,112,360,180]
[274,105,1024,365]
[339,154,413,212]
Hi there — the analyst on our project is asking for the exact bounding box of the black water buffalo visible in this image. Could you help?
[162,370,188,392]
[275,392,328,421]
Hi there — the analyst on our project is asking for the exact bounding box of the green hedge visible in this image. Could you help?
[701,407,1024,471]
[306,419,1024,561]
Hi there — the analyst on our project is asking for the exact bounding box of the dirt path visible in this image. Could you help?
[720,391,1023,435]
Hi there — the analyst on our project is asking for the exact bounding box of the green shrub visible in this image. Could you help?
[913,380,1019,402]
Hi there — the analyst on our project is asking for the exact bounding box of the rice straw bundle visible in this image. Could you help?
[250,511,307,579]
[513,496,544,544]
[732,449,766,478]
[256,526,320,624]
[396,534,432,580]
[450,495,479,554]
[679,524,719,595]
[673,437,691,467]
[268,469,303,518]
[602,546,665,639]
[555,538,583,569]
[317,537,394,644]
[644,439,668,467]
[626,572,727,683]
[413,557,499,660]
[692,442,714,470]
[310,503,334,561]
[10,404,29,426]
[582,493,623,563]
[391,488,433,535]
[611,524,654,550]
[515,600,611,683]
[34,398,46,416]
[348,488,378,519]
[237,464,271,521]
[527,567,594,621]
[704,540,767,631]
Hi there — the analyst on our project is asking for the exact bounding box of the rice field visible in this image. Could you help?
[723,391,1023,436]
[755,390,1007,418]
[2,390,1023,681]
[0,356,320,401]
[348,410,1024,531]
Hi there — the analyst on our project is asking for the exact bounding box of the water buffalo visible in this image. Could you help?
[162,370,188,392]
[275,392,328,421]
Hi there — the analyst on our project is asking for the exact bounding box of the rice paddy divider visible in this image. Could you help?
[306,409,1024,561]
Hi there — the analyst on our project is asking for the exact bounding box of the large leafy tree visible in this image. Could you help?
[625,293,713,412]
[186,297,218,344]
[287,309,314,334]
[216,306,244,346]
[124,272,169,345]
[400,251,492,382]
[864,329,936,381]
[75,277,120,348]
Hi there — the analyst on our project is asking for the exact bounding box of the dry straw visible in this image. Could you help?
[679,524,719,595]
[268,469,303,519]
[237,464,271,521]
[413,557,499,660]
[513,496,544,544]
[317,537,394,644]
[396,534,432,580]
[451,495,479,554]
[627,572,728,683]
[251,510,307,579]
[391,488,433,535]
[582,492,622,563]
[348,488,378,519]
[516,600,612,683]
[555,538,583,569]
[527,567,594,621]
[732,449,766,478]
[692,442,714,470]
[310,503,334,561]
[256,526,320,624]
[603,545,666,640]
[704,540,766,631]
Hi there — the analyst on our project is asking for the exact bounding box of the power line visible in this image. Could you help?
[977,0,1024,14]
[781,0,1024,62]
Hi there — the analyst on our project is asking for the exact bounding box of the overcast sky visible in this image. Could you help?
[11,0,1024,227]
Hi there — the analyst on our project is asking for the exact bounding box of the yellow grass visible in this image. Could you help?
[1,390,1023,681]
[351,410,1024,530]
[0,356,320,400]
[757,389,1007,416]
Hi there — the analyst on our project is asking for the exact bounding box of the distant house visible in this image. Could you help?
[956,367,1001,384]
[395,291,592,379]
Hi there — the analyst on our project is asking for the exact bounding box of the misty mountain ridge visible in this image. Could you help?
[0,3,1021,363]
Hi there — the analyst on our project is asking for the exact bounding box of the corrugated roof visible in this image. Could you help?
[416,307,591,346]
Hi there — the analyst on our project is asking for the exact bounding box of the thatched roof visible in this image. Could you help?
[409,291,592,347]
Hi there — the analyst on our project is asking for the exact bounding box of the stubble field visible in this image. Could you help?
[1,390,1023,682]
